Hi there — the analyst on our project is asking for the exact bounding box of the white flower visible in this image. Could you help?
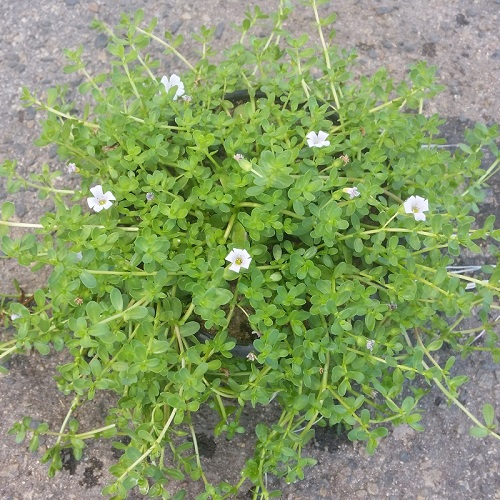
[225,248,252,273]
[403,195,429,221]
[160,74,185,100]
[182,94,192,103]
[343,186,360,199]
[10,313,21,321]
[306,130,330,148]
[75,251,83,261]
[233,154,253,172]
[87,185,116,212]
[246,352,258,362]
[146,192,154,201]
[366,339,375,351]
[67,162,77,173]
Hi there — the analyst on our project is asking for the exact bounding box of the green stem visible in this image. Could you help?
[0,344,17,361]
[73,424,116,440]
[235,202,306,221]
[339,227,437,241]
[310,0,340,111]
[117,408,178,482]
[15,178,75,195]
[189,422,209,486]
[31,98,99,129]
[463,157,500,196]
[0,221,140,232]
[55,395,81,447]
[84,269,157,276]
[98,297,148,325]
[223,212,238,242]
[447,271,500,294]
[123,113,187,130]
[414,332,500,441]
[180,303,195,324]
[135,27,195,71]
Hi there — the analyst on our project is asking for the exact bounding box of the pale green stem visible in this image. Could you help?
[135,26,195,71]
[310,0,340,110]
[463,157,500,196]
[0,345,18,361]
[413,332,500,441]
[55,395,81,447]
[339,227,437,241]
[117,408,178,482]
[73,424,116,440]
[0,221,139,232]
[98,297,148,325]
[31,98,99,129]
[447,271,500,294]
[84,270,159,276]
[19,179,75,195]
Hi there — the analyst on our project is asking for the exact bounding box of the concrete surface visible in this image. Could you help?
[1,0,500,498]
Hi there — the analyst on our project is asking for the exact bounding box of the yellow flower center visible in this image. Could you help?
[235,257,243,265]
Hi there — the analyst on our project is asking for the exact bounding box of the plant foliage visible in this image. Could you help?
[1,1,500,498]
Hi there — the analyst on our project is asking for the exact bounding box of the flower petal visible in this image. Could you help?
[90,185,104,198]
[103,191,116,202]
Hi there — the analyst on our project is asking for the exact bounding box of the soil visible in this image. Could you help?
[1,1,499,499]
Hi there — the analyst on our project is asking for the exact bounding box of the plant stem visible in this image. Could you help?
[31,97,99,129]
[0,221,140,232]
[310,0,340,111]
[414,332,500,441]
[117,408,178,482]
[55,395,81,448]
[135,26,195,71]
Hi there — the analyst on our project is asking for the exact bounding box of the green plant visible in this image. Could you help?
[1,0,500,498]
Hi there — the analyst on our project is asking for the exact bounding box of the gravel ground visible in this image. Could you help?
[1,1,499,498]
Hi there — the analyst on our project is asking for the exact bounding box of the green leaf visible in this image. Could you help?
[231,221,247,247]
[427,339,443,351]
[80,271,97,289]
[482,403,495,427]
[110,287,123,311]
[1,201,15,220]
[34,341,50,355]
[86,301,102,323]
[469,426,489,438]
[137,430,155,442]
[179,321,200,337]
[123,306,148,321]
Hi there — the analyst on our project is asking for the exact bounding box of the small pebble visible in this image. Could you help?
[25,107,37,120]
[6,53,20,68]
[16,202,27,218]
[455,13,469,26]
[170,20,183,34]
[376,6,393,15]
[403,42,416,53]
[94,33,108,49]
[215,22,225,39]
